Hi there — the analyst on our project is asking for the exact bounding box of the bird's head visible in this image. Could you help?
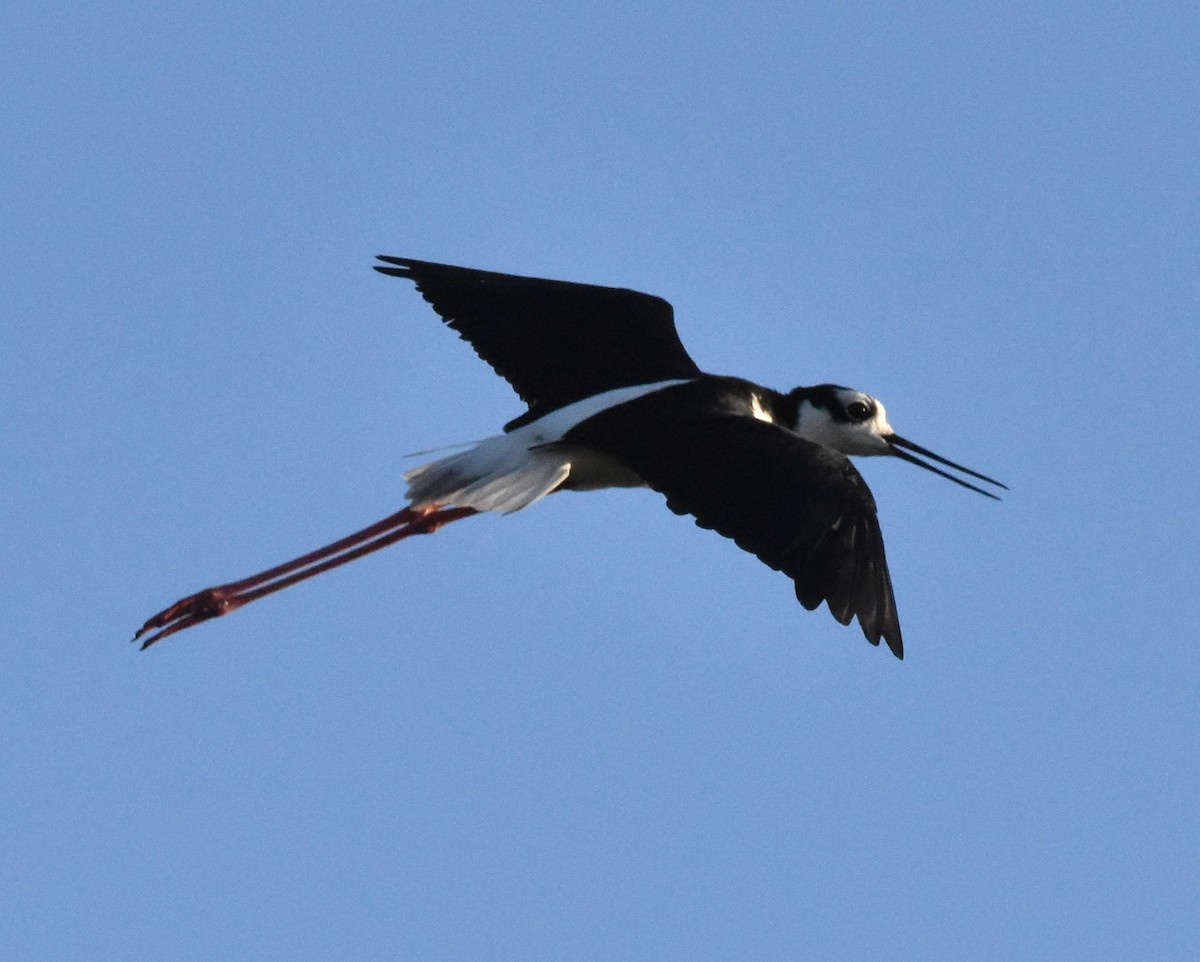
[789,385,1006,499]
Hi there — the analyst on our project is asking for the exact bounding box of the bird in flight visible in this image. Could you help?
[136,256,1005,658]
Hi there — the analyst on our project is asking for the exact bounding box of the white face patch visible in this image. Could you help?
[796,388,895,457]
[872,398,892,433]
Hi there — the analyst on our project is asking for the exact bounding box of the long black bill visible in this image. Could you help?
[886,434,1008,500]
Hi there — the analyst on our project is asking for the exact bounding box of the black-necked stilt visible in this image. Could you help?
[136,256,1005,658]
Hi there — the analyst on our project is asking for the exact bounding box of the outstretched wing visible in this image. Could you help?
[565,390,903,657]
[375,256,702,427]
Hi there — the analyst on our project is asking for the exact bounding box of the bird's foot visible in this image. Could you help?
[134,588,243,649]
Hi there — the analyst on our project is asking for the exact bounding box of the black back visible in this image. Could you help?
[563,379,904,657]
[375,256,703,427]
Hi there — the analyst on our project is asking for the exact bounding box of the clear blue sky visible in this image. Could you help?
[4,1,1198,959]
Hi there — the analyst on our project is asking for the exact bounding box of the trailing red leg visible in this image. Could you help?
[135,505,478,648]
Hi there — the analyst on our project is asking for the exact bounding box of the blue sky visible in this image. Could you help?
[4,1,1198,958]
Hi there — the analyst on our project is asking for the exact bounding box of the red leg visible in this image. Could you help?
[135,505,477,648]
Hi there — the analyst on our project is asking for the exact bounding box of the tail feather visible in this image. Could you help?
[404,439,571,514]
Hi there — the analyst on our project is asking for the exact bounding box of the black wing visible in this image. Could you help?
[375,256,703,428]
[565,391,903,657]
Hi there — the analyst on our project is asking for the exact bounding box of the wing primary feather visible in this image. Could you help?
[561,380,904,657]
[376,256,702,421]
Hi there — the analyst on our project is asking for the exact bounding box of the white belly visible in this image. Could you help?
[403,380,688,513]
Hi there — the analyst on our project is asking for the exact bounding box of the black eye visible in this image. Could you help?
[846,400,873,422]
